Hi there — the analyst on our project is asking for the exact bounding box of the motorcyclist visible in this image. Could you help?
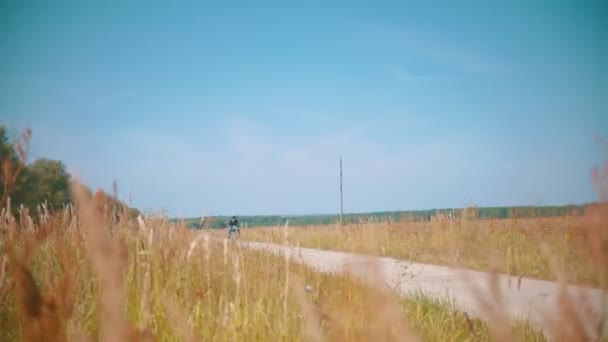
[228,216,240,237]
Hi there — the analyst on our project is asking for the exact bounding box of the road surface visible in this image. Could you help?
[236,239,607,340]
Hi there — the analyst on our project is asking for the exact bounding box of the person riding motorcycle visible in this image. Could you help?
[228,216,240,238]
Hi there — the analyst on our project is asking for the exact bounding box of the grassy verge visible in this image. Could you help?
[220,212,602,286]
[0,185,549,341]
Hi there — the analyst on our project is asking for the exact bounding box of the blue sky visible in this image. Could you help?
[1,0,607,217]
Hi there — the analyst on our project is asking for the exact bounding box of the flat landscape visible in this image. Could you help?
[1,126,606,341]
[0,190,552,341]
[234,236,607,340]
[2,1,607,341]
[225,213,600,286]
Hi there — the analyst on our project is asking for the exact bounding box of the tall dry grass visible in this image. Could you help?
[0,180,549,341]
[216,145,608,341]
[238,214,598,286]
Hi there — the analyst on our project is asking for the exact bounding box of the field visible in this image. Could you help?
[1,155,606,341]
[0,182,558,342]
[229,211,603,287]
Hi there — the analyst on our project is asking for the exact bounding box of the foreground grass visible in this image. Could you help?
[0,189,549,341]
[0,194,543,341]
[231,212,601,286]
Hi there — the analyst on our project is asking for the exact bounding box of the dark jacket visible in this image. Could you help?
[229,218,239,227]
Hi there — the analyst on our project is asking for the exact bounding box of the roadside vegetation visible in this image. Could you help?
[182,204,586,229]
[0,126,140,219]
[0,192,547,341]
[234,213,602,286]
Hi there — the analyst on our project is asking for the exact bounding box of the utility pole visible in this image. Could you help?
[339,154,343,224]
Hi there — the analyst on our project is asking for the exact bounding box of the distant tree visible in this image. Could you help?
[0,127,17,166]
[2,124,141,221]
[0,127,16,199]
[12,158,71,214]
[0,126,31,211]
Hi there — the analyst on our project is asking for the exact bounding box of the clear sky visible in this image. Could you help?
[1,0,607,217]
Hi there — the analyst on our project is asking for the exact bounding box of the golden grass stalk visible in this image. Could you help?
[161,295,197,342]
[70,180,129,342]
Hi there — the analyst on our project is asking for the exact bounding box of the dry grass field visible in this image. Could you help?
[0,182,554,341]
[233,213,602,286]
[1,139,606,341]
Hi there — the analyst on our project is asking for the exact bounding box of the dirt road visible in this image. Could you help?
[237,239,606,340]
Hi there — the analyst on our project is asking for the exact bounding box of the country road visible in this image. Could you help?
[235,239,607,340]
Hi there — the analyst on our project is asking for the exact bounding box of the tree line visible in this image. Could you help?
[183,203,588,230]
[0,125,139,220]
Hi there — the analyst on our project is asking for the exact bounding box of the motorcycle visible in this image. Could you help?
[228,224,240,239]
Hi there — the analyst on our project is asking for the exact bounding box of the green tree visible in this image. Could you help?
[13,158,71,213]
[2,124,141,221]
[0,126,30,210]
[0,127,17,165]
[0,127,15,199]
